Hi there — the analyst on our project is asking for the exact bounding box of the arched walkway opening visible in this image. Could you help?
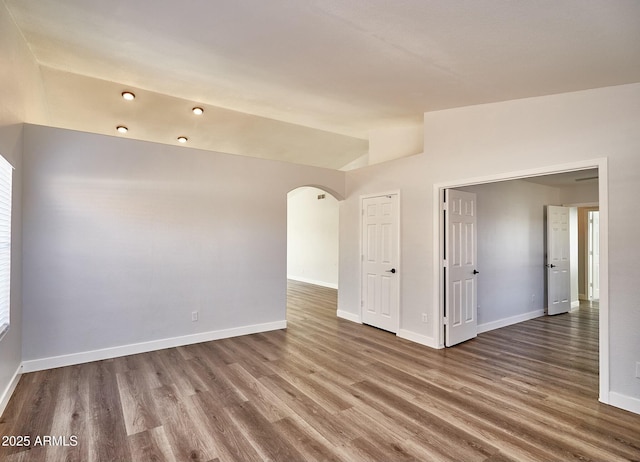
[286,186,341,320]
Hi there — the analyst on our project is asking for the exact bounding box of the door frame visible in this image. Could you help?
[433,158,609,404]
[360,190,401,332]
[587,210,600,301]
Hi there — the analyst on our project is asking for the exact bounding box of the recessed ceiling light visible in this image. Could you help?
[116,125,128,134]
[121,91,135,101]
[192,107,204,115]
[177,136,188,143]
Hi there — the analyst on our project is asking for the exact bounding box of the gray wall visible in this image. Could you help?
[559,181,599,205]
[22,125,344,360]
[458,179,597,326]
[458,180,561,327]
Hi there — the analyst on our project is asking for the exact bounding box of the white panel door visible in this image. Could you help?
[547,205,571,315]
[445,189,478,347]
[361,194,399,333]
[588,210,600,301]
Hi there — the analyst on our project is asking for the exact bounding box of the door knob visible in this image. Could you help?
[473,269,479,274]
[386,268,396,274]
[547,264,556,268]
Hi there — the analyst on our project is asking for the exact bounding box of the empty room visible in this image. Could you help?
[1,1,640,461]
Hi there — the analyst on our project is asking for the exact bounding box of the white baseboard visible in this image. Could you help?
[0,365,21,417]
[608,391,640,416]
[571,300,580,310]
[287,276,338,290]
[397,329,439,349]
[21,320,287,373]
[337,310,361,324]
[478,309,544,334]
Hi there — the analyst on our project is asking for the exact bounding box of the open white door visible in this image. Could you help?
[445,189,478,347]
[588,210,600,301]
[546,205,571,315]
[361,194,399,333]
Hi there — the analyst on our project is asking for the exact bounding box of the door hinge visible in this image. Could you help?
[442,202,448,211]
[361,300,364,308]
[443,317,448,325]
[443,259,448,268]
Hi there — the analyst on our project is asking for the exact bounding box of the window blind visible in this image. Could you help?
[0,155,12,341]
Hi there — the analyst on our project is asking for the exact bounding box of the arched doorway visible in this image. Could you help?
[286,186,341,319]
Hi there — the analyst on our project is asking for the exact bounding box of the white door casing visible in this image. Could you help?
[547,205,571,315]
[361,193,399,333]
[445,189,478,347]
[589,210,600,301]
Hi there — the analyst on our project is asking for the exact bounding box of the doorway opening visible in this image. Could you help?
[286,186,340,318]
[434,158,609,403]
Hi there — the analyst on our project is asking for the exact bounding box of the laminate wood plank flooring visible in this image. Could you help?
[2,281,639,461]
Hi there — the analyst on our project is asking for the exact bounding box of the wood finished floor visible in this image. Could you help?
[2,281,639,461]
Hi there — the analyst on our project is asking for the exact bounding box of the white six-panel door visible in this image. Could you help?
[546,205,571,315]
[445,189,478,347]
[361,194,399,333]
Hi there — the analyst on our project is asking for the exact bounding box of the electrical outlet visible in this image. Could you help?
[191,311,198,322]
[422,313,428,323]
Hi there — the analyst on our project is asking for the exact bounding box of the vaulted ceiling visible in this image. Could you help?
[5,0,640,168]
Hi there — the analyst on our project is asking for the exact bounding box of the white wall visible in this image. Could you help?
[340,152,431,336]
[368,123,424,165]
[21,125,344,366]
[0,2,47,413]
[287,187,339,288]
[340,83,640,412]
[458,180,561,329]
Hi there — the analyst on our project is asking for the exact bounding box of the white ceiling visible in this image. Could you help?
[6,0,640,168]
